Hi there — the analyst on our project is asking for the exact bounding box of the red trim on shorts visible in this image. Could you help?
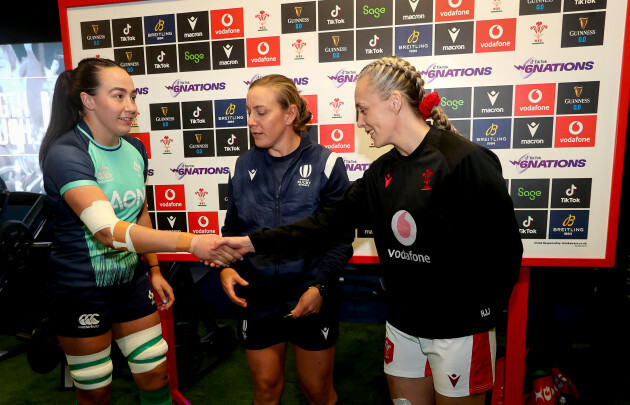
[425,358,432,377]
[469,331,494,395]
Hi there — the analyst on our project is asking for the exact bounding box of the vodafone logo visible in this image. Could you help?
[555,115,597,147]
[391,210,417,246]
[155,184,186,211]
[448,0,462,7]
[569,121,583,135]
[188,212,219,234]
[528,89,543,103]
[165,188,176,200]
[489,24,503,39]
[247,36,280,67]
[331,129,344,142]
[257,41,270,55]
[222,13,233,27]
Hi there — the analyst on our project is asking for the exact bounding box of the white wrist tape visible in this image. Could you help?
[79,200,136,252]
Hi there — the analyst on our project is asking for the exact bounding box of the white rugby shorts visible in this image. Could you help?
[383,322,496,397]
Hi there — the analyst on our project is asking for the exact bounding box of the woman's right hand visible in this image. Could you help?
[220,267,249,307]
[191,235,243,267]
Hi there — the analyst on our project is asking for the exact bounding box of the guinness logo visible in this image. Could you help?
[295,6,302,17]
[161,106,168,116]
[92,25,99,34]
[579,17,588,29]
[574,86,583,97]
[195,133,203,143]
[126,51,133,62]
[332,35,340,46]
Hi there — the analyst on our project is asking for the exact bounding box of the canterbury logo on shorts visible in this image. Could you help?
[78,313,101,329]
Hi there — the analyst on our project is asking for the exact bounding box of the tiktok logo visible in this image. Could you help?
[331,5,341,18]
[369,35,380,47]
[123,24,131,35]
[193,106,201,118]
[523,216,533,228]
[157,51,165,62]
[566,184,577,196]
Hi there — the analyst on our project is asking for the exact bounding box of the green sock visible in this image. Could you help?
[139,384,171,405]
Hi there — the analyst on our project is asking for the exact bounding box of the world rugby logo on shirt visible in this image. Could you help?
[388,210,431,263]
[297,164,312,187]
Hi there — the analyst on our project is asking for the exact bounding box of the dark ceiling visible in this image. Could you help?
[0,3,62,44]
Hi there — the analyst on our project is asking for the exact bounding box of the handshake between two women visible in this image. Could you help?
[194,234,255,268]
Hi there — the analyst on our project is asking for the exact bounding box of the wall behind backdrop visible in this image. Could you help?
[8,0,628,267]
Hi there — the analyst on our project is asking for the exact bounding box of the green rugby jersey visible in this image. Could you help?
[43,120,148,287]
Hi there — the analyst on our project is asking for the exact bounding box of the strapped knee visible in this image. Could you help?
[115,324,168,374]
[66,346,113,390]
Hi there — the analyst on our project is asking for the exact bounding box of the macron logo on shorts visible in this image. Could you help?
[321,327,329,340]
[448,373,461,387]
[78,313,100,329]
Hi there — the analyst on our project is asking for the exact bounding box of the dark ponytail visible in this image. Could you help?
[39,58,120,166]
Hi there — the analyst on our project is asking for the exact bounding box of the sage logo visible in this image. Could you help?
[551,178,592,208]
[514,210,547,239]
[183,130,214,158]
[473,85,513,117]
[512,117,553,149]
[518,0,561,15]
[214,98,247,128]
[144,14,176,44]
[114,47,146,76]
[561,12,606,48]
[319,31,354,62]
[81,20,112,49]
[216,128,248,157]
[435,22,474,55]
[472,118,512,149]
[182,101,213,129]
[282,2,316,33]
[156,212,188,232]
[435,0,474,22]
[475,18,516,53]
[434,87,471,118]
[178,42,211,72]
[548,210,589,239]
[356,0,392,28]
[395,0,433,25]
[317,0,354,31]
[556,81,599,115]
[212,39,245,69]
[177,11,209,42]
[149,102,180,131]
[146,44,177,74]
[112,17,143,47]
[395,25,432,57]
[511,179,550,208]
[357,28,393,60]
[391,210,417,246]
[514,83,556,116]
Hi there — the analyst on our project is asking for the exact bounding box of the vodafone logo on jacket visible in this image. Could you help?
[391,210,417,246]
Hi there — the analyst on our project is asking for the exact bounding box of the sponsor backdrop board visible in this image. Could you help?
[59,0,630,267]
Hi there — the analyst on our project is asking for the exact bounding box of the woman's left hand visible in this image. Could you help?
[150,271,175,311]
[290,287,322,318]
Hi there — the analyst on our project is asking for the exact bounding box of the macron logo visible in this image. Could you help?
[249,169,257,180]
